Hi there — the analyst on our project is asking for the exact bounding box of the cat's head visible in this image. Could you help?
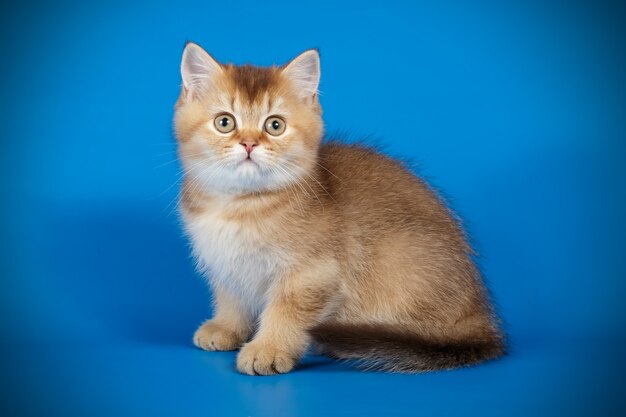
[174,42,323,195]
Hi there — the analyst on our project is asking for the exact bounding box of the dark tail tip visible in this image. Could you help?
[310,323,505,373]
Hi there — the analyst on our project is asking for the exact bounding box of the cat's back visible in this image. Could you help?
[319,141,424,195]
[318,142,455,231]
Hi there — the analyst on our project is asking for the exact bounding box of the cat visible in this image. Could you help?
[174,42,505,375]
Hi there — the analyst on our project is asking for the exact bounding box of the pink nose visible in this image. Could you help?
[240,140,257,155]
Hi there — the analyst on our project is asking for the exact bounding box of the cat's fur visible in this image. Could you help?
[174,42,504,375]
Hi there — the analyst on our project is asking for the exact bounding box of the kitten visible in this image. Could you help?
[174,42,504,375]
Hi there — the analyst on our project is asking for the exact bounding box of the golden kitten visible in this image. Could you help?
[174,42,504,375]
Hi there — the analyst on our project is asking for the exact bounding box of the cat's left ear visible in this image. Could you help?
[282,49,320,102]
[180,42,223,101]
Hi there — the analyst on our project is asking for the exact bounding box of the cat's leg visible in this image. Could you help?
[194,287,253,351]
[236,260,340,375]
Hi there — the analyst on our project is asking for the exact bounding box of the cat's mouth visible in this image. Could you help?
[239,156,259,167]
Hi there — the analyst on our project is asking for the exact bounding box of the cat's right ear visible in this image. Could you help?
[180,42,223,101]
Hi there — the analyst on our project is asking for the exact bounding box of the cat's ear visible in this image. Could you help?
[180,42,223,101]
[282,49,320,102]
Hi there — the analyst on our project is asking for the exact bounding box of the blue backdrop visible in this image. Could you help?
[1,0,625,416]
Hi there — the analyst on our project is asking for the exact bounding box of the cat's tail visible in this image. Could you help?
[309,323,505,372]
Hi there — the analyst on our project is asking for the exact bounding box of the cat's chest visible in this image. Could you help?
[183,208,287,313]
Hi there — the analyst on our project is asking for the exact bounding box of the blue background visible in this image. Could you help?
[1,0,625,415]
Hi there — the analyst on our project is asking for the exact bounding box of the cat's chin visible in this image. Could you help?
[234,157,264,182]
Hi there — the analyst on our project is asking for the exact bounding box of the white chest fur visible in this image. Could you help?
[182,204,287,316]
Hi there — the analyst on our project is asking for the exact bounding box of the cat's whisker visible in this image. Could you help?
[282,159,334,204]
[155,155,223,202]
[163,159,217,216]
[153,151,212,169]
[166,162,221,218]
[151,175,184,201]
[162,188,182,217]
[270,162,322,209]
[153,158,183,170]
[150,149,179,158]
[148,142,177,146]
[183,165,215,203]
[295,154,343,182]
[268,164,306,216]
[263,148,342,184]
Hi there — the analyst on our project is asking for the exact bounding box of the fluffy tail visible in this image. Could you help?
[309,324,505,373]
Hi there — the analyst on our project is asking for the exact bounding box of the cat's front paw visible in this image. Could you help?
[236,340,297,376]
[193,320,244,351]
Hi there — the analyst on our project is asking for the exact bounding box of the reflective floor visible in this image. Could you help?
[2,336,624,417]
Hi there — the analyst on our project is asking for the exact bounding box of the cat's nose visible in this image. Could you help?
[240,140,258,155]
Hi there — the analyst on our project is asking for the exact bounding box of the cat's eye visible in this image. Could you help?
[264,116,286,136]
[214,113,236,133]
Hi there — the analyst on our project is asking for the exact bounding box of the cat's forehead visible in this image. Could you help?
[208,64,290,116]
[223,64,286,103]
